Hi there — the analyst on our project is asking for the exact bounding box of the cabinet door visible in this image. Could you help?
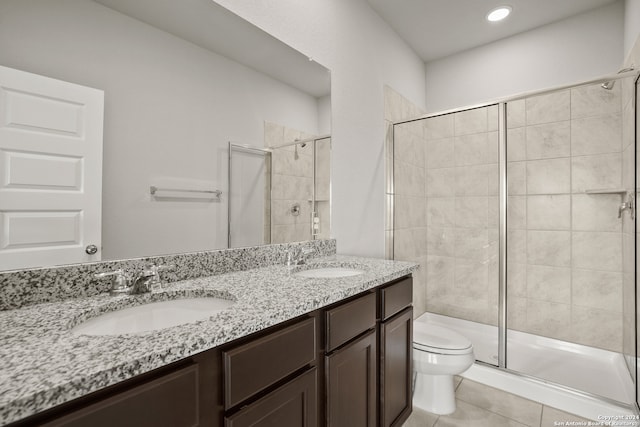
[41,365,200,427]
[326,330,377,427]
[380,307,413,427]
[225,368,317,427]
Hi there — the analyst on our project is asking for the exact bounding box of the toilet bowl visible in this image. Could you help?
[413,322,475,415]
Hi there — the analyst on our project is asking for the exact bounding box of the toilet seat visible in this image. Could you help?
[413,323,473,355]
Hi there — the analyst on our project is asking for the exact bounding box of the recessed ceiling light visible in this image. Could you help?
[486,6,512,22]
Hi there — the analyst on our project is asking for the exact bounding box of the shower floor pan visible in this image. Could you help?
[417,312,636,419]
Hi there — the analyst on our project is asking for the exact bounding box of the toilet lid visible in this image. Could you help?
[413,323,472,354]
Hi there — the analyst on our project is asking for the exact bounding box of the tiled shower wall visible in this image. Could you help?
[384,86,428,316]
[265,122,330,244]
[389,79,634,353]
[506,82,630,352]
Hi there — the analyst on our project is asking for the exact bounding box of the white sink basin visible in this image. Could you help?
[72,297,235,336]
[294,267,364,279]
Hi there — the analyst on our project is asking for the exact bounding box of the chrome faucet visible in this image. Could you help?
[94,264,174,295]
[286,248,314,267]
[94,269,132,296]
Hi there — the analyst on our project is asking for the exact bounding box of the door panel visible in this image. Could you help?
[0,65,103,269]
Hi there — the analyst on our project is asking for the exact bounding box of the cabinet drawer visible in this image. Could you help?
[325,292,376,352]
[223,317,316,410]
[379,277,412,320]
[42,365,199,427]
[225,368,317,427]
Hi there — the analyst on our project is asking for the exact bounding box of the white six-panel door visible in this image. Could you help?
[0,65,104,270]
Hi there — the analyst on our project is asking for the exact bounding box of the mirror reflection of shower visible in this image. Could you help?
[228,126,331,248]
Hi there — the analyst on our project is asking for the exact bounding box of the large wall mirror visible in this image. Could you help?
[0,0,331,271]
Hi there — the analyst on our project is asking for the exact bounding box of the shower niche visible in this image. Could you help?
[388,72,639,410]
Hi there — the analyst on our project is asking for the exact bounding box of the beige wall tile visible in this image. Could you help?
[454,107,488,136]
[426,197,455,227]
[622,101,635,150]
[394,195,427,229]
[426,255,455,291]
[572,231,621,271]
[527,265,571,304]
[425,114,454,140]
[571,305,622,351]
[507,128,526,161]
[527,230,571,267]
[455,165,493,196]
[571,114,622,156]
[571,153,622,193]
[525,90,570,125]
[507,99,526,129]
[526,299,572,341]
[508,296,528,331]
[264,121,284,146]
[394,227,427,260]
[454,197,488,228]
[427,227,455,257]
[394,128,425,168]
[487,104,499,131]
[455,133,490,166]
[412,256,428,318]
[426,168,455,197]
[507,161,526,195]
[571,194,621,232]
[426,137,455,169]
[454,228,488,261]
[527,195,570,230]
[454,259,489,300]
[570,82,621,119]
[395,160,425,197]
[526,158,570,194]
[526,121,570,160]
[508,229,527,265]
[507,262,527,297]
[572,269,622,312]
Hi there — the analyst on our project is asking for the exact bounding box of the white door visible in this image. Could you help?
[0,65,104,270]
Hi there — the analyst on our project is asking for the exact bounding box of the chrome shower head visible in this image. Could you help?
[601,81,615,90]
[601,66,635,90]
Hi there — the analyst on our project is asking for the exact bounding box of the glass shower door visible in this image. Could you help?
[393,105,501,365]
[504,77,637,404]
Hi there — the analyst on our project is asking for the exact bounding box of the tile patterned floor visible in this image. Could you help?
[403,377,593,427]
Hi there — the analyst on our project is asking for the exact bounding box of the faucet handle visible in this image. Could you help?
[94,269,132,296]
[141,263,175,291]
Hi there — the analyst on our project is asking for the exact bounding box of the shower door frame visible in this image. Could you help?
[388,69,640,410]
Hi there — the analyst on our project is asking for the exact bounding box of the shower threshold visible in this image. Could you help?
[418,312,637,420]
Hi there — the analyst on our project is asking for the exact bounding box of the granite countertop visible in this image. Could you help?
[0,255,417,425]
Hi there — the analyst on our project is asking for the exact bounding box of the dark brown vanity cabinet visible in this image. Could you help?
[379,277,413,427]
[325,292,378,427]
[222,316,319,427]
[11,275,413,427]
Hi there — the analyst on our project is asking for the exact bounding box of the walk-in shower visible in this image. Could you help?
[388,70,640,418]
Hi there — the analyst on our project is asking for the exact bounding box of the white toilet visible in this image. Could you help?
[412,322,475,415]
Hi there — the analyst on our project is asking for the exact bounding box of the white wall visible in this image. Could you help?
[213,0,427,257]
[0,0,321,260]
[424,2,625,113]
[625,0,640,62]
